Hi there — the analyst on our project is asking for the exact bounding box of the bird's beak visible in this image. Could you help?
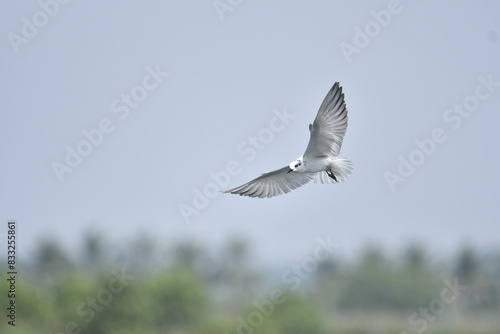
[287,168,293,174]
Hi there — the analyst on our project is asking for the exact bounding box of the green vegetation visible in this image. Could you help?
[1,234,499,334]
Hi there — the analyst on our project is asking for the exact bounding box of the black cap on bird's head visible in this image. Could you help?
[288,158,302,173]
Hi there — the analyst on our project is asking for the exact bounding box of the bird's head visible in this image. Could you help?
[288,157,303,173]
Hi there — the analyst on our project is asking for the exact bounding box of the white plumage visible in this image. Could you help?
[225,82,353,198]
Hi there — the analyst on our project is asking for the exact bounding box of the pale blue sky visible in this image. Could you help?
[1,0,499,264]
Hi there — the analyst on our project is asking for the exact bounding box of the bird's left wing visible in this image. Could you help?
[303,82,348,160]
[224,166,314,198]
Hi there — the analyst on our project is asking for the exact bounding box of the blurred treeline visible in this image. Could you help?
[1,232,499,334]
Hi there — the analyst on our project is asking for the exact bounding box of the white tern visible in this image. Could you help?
[225,82,352,198]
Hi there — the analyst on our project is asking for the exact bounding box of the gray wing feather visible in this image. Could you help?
[224,167,314,198]
[303,82,348,159]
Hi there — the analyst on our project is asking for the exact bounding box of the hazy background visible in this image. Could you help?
[2,1,500,333]
[1,0,499,274]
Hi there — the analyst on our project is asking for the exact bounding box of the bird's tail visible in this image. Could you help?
[316,158,353,184]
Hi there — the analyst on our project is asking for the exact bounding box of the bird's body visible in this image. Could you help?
[225,82,352,198]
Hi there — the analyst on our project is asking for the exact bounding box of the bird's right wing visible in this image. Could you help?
[224,167,314,198]
[303,82,348,160]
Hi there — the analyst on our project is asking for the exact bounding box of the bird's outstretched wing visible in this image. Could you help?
[303,82,348,160]
[224,167,314,198]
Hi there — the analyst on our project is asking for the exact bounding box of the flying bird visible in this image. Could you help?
[224,82,353,198]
